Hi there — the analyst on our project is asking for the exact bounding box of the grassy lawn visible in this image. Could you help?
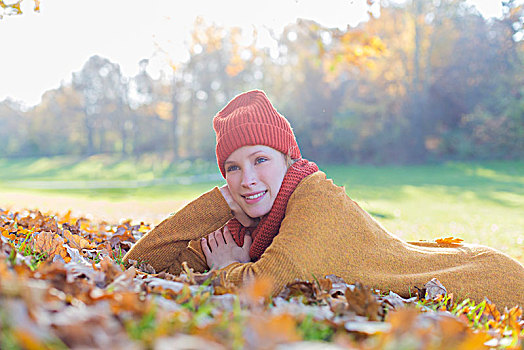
[1,155,523,261]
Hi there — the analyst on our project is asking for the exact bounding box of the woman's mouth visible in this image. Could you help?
[242,190,267,204]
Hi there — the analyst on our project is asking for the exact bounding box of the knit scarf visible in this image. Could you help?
[227,158,319,261]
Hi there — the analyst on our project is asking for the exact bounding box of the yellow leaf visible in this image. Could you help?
[12,328,45,350]
[250,313,300,345]
[59,210,73,225]
[79,220,91,232]
[435,237,464,247]
[63,229,94,249]
[242,276,273,303]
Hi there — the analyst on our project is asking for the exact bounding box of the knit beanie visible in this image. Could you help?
[213,90,301,178]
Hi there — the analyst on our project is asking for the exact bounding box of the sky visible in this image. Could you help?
[0,0,508,108]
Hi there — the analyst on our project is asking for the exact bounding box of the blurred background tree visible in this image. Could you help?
[0,0,522,164]
[0,0,39,19]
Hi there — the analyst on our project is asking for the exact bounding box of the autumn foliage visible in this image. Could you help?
[2,1,523,164]
[0,208,522,349]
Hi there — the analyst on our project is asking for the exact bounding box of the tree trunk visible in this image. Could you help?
[171,81,179,158]
[84,111,95,155]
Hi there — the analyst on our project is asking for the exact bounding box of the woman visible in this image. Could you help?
[124,90,524,308]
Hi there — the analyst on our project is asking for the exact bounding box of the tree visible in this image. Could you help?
[0,99,28,156]
[72,55,130,155]
[175,17,261,159]
[0,0,39,19]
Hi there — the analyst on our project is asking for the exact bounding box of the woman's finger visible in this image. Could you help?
[217,229,227,245]
[213,229,226,246]
[208,231,217,248]
[242,232,252,249]
[223,226,236,245]
[201,237,212,256]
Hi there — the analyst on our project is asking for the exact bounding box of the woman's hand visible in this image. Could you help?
[201,226,252,270]
[219,184,259,227]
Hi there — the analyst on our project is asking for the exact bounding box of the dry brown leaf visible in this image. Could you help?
[326,274,349,297]
[317,276,333,292]
[18,211,58,233]
[32,231,69,262]
[62,222,81,236]
[62,229,94,250]
[380,291,416,310]
[345,282,381,321]
[99,256,125,286]
[109,227,135,248]
[279,280,317,301]
[424,278,447,300]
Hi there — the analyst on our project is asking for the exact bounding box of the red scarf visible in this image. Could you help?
[227,159,319,261]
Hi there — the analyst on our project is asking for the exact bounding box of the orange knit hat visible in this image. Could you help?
[213,90,301,178]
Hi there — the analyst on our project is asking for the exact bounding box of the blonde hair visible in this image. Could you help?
[284,153,298,168]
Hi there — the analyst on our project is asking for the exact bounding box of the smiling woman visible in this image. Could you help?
[124,90,524,308]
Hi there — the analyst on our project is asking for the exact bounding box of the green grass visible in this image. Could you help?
[0,154,217,181]
[0,154,220,200]
[1,155,523,261]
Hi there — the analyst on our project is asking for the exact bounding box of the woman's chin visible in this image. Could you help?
[244,206,270,219]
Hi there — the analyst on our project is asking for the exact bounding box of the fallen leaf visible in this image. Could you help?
[32,231,68,262]
[325,274,349,297]
[279,280,318,302]
[379,291,416,310]
[63,229,94,250]
[424,278,447,300]
[248,313,301,348]
[99,256,125,287]
[435,237,464,247]
[105,266,137,292]
[146,277,186,294]
[345,282,381,321]
[242,276,273,303]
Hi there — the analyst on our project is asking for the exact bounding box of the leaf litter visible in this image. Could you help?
[0,207,522,349]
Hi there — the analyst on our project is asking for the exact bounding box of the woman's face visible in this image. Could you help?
[225,145,288,219]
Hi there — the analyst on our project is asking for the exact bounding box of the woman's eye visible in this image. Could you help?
[255,157,268,165]
[226,165,239,172]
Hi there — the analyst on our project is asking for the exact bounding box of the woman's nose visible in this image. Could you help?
[241,168,257,187]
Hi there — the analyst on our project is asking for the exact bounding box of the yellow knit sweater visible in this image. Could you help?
[124,172,524,308]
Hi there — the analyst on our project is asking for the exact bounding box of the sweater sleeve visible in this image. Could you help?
[123,187,234,274]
